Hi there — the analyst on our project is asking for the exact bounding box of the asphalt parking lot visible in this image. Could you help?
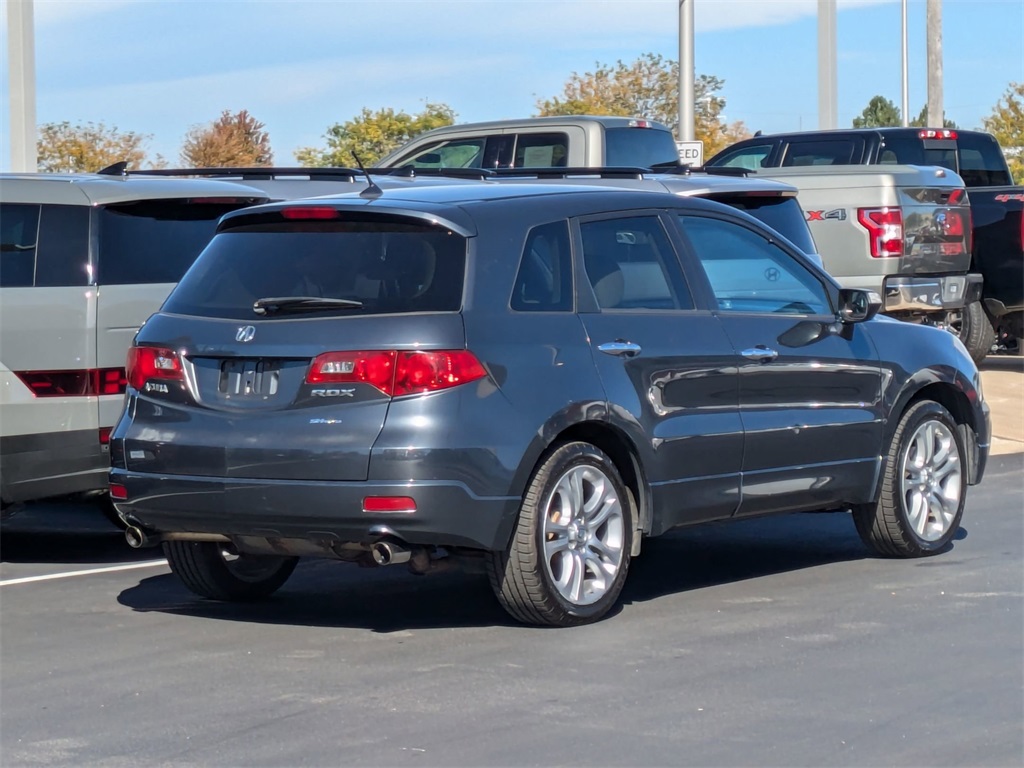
[1,356,1020,767]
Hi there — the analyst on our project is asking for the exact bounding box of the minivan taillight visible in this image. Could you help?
[126,347,183,390]
[306,350,487,397]
[857,207,904,258]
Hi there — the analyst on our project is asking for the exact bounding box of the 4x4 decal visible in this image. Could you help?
[806,208,847,222]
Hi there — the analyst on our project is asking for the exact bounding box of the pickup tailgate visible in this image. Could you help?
[754,165,971,284]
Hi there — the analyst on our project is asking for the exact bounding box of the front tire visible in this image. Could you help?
[853,400,966,557]
[163,541,298,601]
[487,442,632,626]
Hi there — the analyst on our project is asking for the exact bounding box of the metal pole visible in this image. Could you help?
[817,0,838,130]
[926,0,943,126]
[7,0,38,172]
[678,0,695,142]
[901,0,909,126]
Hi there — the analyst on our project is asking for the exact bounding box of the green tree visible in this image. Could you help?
[910,105,957,129]
[296,103,457,167]
[982,82,1023,183]
[36,121,157,172]
[852,95,902,128]
[180,109,273,167]
[535,53,749,156]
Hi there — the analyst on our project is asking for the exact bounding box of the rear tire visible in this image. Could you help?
[853,400,966,557]
[163,541,298,601]
[487,442,632,626]
[951,300,995,364]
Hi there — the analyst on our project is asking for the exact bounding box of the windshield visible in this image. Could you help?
[163,220,467,320]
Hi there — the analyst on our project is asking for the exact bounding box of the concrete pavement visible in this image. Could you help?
[981,356,1023,456]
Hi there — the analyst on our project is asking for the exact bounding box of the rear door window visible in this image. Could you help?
[164,218,467,320]
[513,133,569,167]
[0,203,39,287]
[96,199,256,285]
[782,138,865,166]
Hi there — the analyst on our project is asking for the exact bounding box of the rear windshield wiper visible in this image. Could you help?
[252,296,364,315]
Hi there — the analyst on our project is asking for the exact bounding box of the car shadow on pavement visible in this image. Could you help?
[114,510,967,632]
[0,499,150,565]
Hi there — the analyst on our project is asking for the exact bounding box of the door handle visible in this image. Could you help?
[741,345,779,362]
[598,341,642,358]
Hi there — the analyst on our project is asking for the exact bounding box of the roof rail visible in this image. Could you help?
[653,163,752,178]
[490,167,650,180]
[370,167,496,180]
[127,166,363,181]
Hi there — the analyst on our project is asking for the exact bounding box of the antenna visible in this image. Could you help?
[351,153,383,199]
[97,161,129,176]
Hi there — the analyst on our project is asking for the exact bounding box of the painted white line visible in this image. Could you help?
[0,560,168,587]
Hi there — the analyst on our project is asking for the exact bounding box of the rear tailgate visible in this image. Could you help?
[753,165,971,282]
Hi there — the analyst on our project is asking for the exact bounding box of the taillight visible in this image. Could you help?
[918,129,958,140]
[14,368,127,397]
[306,350,486,397]
[857,207,904,258]
[126,347,183,390]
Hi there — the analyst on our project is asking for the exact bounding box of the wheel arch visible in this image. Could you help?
[504,416,650,555]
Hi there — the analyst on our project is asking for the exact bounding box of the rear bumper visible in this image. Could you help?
[884,273,983,313]
[108,469,519,552]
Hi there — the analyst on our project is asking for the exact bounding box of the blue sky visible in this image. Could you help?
[1,0,1022,169]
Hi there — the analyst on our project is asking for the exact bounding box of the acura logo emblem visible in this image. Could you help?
[236,325,256,343]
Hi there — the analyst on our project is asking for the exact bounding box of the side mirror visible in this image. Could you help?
[837,288,882,323]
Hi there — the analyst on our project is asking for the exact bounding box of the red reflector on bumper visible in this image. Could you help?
[109,483,128,500]
[362,496,417,513]
[98,427,112,445]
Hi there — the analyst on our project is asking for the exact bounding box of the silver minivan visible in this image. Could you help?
[0,170,266,514]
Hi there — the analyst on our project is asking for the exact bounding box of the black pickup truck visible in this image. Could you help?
[707,128,1024,356]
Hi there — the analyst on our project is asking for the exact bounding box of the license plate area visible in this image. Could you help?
[219,359,280,397]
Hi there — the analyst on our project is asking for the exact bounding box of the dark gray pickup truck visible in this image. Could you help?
[707,128,1024,356]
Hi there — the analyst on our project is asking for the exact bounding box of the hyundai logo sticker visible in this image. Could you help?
[236,325,256,343]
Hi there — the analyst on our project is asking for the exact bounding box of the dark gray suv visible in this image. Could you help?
[110,183,990,626]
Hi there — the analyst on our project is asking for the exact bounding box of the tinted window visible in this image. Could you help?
[709,143,772,170]
[97,199,253,285]
[513,133,569,167]
[955,133,1013,186]
[782,138,864,166]
[164,219,466,320]
[0,203,39,287]
[719,196,818,255]
[605,127,680,168]
[580,216,692,310]
[36,205,90,287]
[511,221,572,311]
[680,215,830,315]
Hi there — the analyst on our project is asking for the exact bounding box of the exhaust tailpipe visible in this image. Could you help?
[125,525,157,549]
[370,539,411,566]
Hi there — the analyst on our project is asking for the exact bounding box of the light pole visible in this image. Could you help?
[7,0,38,172]
[901,0,909,127]
[817,0,838,130]
[678,0,695,141]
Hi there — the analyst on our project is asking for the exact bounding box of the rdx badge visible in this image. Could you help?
[311,388,355,397]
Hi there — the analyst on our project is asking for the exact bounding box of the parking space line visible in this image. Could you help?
[0,560,168,587]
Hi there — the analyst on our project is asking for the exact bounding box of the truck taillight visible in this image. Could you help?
[306,350,486,397]
[126,347,183,390]
[857,207,904,258]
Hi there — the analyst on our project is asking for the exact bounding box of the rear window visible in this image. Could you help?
[719,196,818,256]
[97,199,258,285]
[163,219,467,320]
[879,132,1012,187]
[605,127,680,168]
